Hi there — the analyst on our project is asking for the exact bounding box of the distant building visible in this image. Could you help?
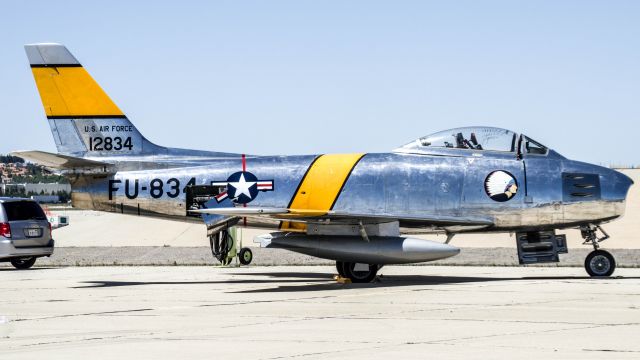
[31,195,61,203]
[24,183,71,194]
[0,183,71,195]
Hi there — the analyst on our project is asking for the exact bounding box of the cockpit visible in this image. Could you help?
[394,126,554,157]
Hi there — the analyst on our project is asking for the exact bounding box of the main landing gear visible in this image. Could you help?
[581,225,615,277]
[209,229,253,266]
[238,247,253,266]
[335,261,380,283]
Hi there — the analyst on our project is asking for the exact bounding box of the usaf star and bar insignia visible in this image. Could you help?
[211,171,274,204]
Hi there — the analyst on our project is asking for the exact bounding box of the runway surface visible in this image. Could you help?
[1,266,639,359]
[2,246,639,267]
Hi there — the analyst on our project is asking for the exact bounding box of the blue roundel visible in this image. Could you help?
[226,171,259,204]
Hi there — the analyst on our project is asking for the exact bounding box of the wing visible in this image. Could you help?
[190,207,494,228]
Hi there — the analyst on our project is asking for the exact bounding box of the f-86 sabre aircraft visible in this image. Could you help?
[15,43,633,282]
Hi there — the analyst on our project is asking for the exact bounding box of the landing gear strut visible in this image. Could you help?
[581,224,615,277]
[336,261,379,283]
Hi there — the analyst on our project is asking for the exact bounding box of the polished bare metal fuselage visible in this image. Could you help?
[68,146,632,235]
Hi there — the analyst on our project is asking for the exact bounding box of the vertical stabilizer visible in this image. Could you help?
[25,43,164,157]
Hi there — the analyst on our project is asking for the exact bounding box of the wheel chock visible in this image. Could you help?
[333,275,352,284]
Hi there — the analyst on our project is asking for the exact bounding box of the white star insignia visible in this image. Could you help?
[228,173,256,200]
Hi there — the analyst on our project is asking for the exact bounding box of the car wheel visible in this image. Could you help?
[11,257,37,270]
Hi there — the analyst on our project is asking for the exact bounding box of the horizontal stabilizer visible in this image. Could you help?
[10,150,111,170]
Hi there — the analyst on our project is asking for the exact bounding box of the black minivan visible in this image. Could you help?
[0,198,54,269]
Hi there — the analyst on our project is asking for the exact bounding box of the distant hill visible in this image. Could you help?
[0,154,68,184]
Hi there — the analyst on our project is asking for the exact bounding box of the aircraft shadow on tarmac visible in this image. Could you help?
[227,272,637,293]
[0,267,60,272]
[74,271,638,292]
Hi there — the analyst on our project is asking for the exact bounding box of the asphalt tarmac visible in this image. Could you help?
[1,266,639,359]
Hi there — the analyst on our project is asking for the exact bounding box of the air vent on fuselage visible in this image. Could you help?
[562,173,601,202]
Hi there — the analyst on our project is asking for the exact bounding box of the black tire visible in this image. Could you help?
[342,262,378,283]
[211,231,235,265]
[336,261,346,277]
[238,247,253,266]
[585,250,616,277]
[11,257,37,270]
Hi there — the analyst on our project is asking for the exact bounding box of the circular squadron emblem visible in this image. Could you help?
[484,170,518,202]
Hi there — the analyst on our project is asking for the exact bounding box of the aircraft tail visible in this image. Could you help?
[25,43,165,157]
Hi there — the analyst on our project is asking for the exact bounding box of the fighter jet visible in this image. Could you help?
[14,43,634,282]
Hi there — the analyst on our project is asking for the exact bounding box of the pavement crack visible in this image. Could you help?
[415,323,614,345]
[257,344,391,360]
[583,348,640,353]
[12,308,154,323]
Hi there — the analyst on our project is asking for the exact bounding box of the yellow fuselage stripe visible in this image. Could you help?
[31,67,123,117]
[281,153,365,231]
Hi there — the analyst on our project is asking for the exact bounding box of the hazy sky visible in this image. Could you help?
[1,1,638,165]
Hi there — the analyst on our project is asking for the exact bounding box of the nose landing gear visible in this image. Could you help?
[581,225,615,277]
[585,250,615,277]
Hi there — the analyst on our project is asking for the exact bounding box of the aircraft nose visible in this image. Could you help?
[614,170,633,188]
[604,168,634,200]
[623,172,634,186]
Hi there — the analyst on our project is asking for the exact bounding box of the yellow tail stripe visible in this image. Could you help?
[31,67,123,117]
[281,153,365,231]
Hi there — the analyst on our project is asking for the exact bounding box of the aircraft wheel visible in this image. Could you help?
[336,261,346,277]
[238,247,253,266]
[341,262,378,283]
[585,250,615,277]
[11,257,37,270]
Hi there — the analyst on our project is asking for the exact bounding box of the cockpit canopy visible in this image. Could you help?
[394,126,550,156]
[418,127,516,152]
